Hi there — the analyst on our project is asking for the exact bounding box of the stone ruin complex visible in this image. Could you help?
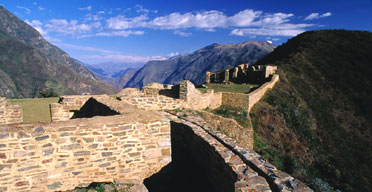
[0,64,313,192]
[206,64,278,84]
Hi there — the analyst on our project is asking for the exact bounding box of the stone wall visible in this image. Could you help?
[219,74,279,112]
[172,112,313,192]
[197,110,253,149]
[221,92,250,110]
[179,81,221,110]
[50,95,110,122]
[247,74,279,112]
[0,97,22,124]
[118,88,185,111]
[207,64,277,84]
[0,111,171,191]
[165,113,271,192]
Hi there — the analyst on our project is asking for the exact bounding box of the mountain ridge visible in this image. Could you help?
[124,41,275,88]
[0,6,116,98]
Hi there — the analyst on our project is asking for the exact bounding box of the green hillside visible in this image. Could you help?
[251,30,372,192]
[0,6,116,98]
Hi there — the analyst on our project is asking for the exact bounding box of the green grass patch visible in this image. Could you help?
[198,83,259,93]
[9,97,59,122]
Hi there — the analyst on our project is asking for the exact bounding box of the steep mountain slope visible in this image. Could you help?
[250,30,372,192]
[0,6,116,98]
[125,41,275,88]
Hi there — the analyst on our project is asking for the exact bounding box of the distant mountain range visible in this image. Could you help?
[80,61,141,90]
[124,41,275,89]
[0,6,116,98]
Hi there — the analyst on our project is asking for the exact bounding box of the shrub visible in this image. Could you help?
[39,89,59,98]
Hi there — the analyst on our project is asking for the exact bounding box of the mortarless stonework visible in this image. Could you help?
[0,97,22,124]
[1,64,313,191]
[0,104,171,192]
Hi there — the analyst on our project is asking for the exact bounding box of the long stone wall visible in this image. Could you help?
[219,74,279,112]
[0,97,22,124]
[171,112,313,192]
[164,112,271,192]
[0,107,171,191]
[247,74,279,112]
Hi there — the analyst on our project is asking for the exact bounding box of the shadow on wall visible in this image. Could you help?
[158,85,180,99]
[144,122,236,192]
[71,98,120,119]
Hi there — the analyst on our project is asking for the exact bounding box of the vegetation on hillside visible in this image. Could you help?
[250,30,372,192]
[0,6,116,98]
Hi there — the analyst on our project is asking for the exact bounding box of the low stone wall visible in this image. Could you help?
[165,113,271,192]
[197,111,253,149]
[248,74,279,112]
[0,97,22,124]
[0,110,171,191]
[179,81,221,110]
[175,112,313,192]
[119,88,185,111]
[50,95,112,121]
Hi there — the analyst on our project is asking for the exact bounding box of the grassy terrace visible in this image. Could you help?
[197,83,259,94]
[9,97,59,122]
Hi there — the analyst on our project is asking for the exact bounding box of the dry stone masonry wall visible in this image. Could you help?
[171,112,313,192]
[0,108,171,192]
[118,88,185,111]
[50,95,110,121]
[179,81,221,110]
[165,112,271,192]
[206,64,277,84]
[0,97,22,124]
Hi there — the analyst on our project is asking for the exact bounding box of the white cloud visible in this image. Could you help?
[79,6,92,11]
[38,6,45,11]
[25,19,62,43]
[106,15,147,29]
[104,8,313,37]
[45,19,100,35]
[227,9,260,26]
[26,7,322,40]
[25,19,45,35]
[230,23,311,37]
[148,11,227,29]
[77,54,166,65]
[173,30,191,37]
[167,52,179,57]
[96,30,144,37]
[16,6,31,15]
[84,13,103,22]
[305,12,332,20]
[134,4,157,14]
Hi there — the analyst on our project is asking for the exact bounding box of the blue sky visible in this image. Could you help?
[1,0,371,65]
